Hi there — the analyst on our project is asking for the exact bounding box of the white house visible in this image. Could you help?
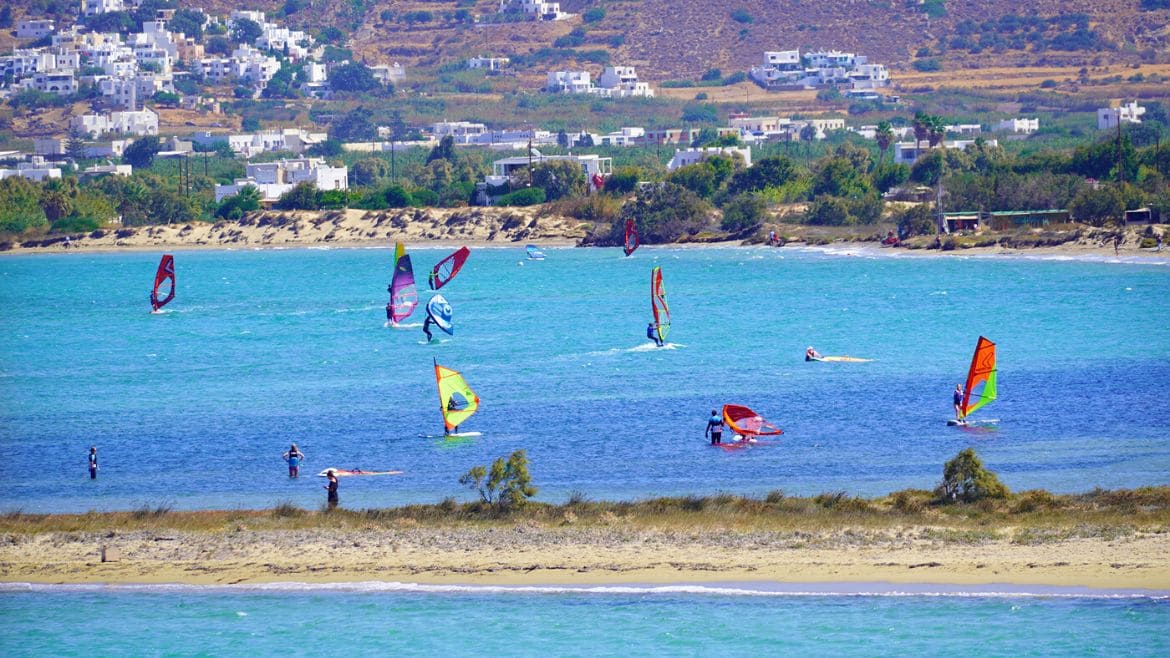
[23,70,76,95]
[499,0,568,21]
[369,63,405,86]
[1097,102,1145,130]
[17,19,56,40]
[596,66,653,98]
[546,71,592,94]
[945,124,982,135]
[893,139,1000,166]
[432,121,488,141]
[98,73,175,109]
[81,163,133,178]
[0,161,62,182]
[483,152,612,188]
[750,48,889,90]
[598,127,645,147]
[215,158,349,203]
[71,109,159,138]
[4,49,57,78]
[994,118,1039,134]
[668,146,752,171]
[468,56,510,71]
[82,0,126,17]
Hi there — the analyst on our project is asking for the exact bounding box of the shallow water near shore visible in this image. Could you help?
[1,245,1168,513]
[1,583,1167,657]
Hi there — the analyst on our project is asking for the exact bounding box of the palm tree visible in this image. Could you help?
[912,111,930,156]
[927,115,946,149]
[875,120,894,167]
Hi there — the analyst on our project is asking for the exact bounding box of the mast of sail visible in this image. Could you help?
[429,246,470,291]
[151,254,175,311]
[624,219,639,256]
[960,336,997,418]
[434,358,480,433]
[651,266,670,344]
[389,242,418,324]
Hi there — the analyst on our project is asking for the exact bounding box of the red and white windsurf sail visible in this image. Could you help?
[722,404,784,437]
[150,254,175,312]
[428,246,470,291]
[623,219,639,256]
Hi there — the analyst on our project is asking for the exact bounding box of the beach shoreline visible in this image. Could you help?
[3,520,1167,590]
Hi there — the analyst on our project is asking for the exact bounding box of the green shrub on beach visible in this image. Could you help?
[936,448,1010,503]
[459,449,537,511]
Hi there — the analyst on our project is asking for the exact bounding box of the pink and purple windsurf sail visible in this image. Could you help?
[387,242,418,325]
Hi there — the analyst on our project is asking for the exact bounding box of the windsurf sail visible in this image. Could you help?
[387,242,418,325]
[426,293,454,335]
[722,404,783,437]
[150,254,175,311]
[623,219,639,256]
[526,244,545,260]
[434,359,480,434]
[960,336,997,419]
[429,246,470,290]
[651,266,670,344]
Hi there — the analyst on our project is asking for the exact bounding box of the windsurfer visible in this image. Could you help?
[647,322,663,347]
[705,410,724,445]
[283,444,305,478]
[423,316,434,342]
[805,346,822,361]
[953,384,964,420]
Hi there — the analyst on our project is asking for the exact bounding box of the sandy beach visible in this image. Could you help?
[4,207,1166,262]
[2,519,1167,590]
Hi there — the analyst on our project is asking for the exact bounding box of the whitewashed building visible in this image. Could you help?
[82,0,126,17]
[994,118,1039,134]
[468,56,510,71]
[17,19,56,40]
[893,139,1000,166]
[546,71,592,94]
[499,0,568,21]
[596,66,654,98]
[483,152,611,188]
[1097,102,1145,130]
[667,146,752,171]
[215,158,349,203]
[70,109,159,138]
[0,161,62,182]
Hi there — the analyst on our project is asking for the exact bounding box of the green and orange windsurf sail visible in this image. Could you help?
[434,358,480,433]
[959,336,997,419]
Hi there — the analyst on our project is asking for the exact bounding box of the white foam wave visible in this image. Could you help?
[2,581,1165,600]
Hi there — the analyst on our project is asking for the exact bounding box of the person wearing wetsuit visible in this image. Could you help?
[423,316,434,342]
[705,410,724,445]
[88,446,98,479]
[805,346,821,361]
[324,470,339,509]
[953,384,964,420]
[647,322,663,347]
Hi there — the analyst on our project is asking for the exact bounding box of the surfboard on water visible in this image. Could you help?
[811,355,873,363]
[417,431,484,439]
[946,418,1000,427]
[317,468,403,477]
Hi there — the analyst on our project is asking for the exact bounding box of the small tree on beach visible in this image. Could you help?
[459,450,537,511]
[936,448,1009,503]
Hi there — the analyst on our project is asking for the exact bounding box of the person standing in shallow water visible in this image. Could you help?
[283,444,305,478]
[87,446,98,479]
[705,410,724,446]
[324,470,339,509]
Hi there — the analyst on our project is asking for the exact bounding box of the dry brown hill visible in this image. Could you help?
[5,1,1166,82]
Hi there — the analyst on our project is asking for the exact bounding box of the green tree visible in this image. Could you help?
[1069,185,1125,227]
[912,111,931,153]
[168,9,205,41]
[123,136,161,169]
[725,156,799,195]
[459,450,537,510]
[65,128,88,161]
[895,203,935,237]
[812,156,873,199]
[602,167,644,195]
[804,197,852,225]
[330,107,377,142]
[875,121,895,167]
[667,163,718,198]
[935,448,1010,503]
[350,158,390,187]
[426,135,456,164]
[330,62,382,93]
[275,182,321,210]
[532,160,588,201]
[216,185,262,219]
[231,18,262,45]
[720,192,767,232]
[872,162,910,193]
[0,177,48,234]
[618,182,713,244]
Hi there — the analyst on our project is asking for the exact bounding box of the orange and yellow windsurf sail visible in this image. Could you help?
[722,404,784,437]
[960,336,997,419]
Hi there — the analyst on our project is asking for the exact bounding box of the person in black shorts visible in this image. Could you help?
[324,470,339,509]
[705,410,724,445]
[953,384,964,420]
[87,446,98,479]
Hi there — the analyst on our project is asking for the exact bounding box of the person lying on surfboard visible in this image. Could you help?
[805,346,822,361]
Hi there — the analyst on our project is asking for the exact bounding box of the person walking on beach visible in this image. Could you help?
[705,409,724,446]
[1157,233,1164,253]
[324,470,339,509]
[953,384,964,421]
[283,444,305,478]
[87,446,98,479]
[1114,234,1122,256]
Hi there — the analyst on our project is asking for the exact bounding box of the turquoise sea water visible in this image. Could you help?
[1,583,1168,657]
[2,245,1168,653]
[1,245,1168,513]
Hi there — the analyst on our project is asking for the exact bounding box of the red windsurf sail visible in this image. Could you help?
[150,254,175,311]
[429,246,470,290]
[722,404,784,437]
[623,219,639,256]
